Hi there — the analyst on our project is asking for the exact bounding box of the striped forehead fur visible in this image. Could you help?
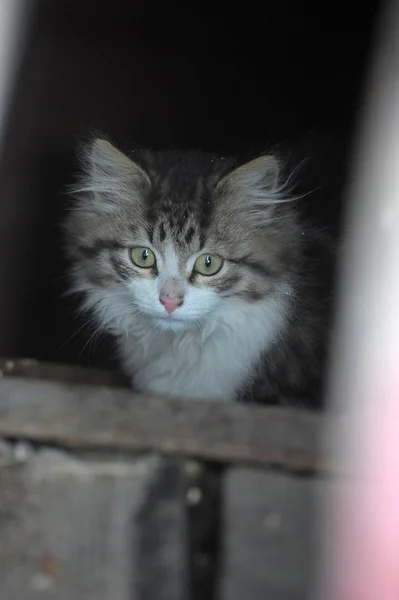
[64,139,306,298]
[67,138,299,226]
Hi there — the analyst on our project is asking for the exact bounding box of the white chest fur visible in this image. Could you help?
[119,296,289,401]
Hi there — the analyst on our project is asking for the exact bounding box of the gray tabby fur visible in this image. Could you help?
[64,137,335,407]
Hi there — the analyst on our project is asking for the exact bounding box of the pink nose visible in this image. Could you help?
[159,297,183,314]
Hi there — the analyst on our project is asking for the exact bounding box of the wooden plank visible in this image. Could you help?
[218,468,323,600]
[0,447,189,600]
[0,357,125,386]
[0,376,324,471]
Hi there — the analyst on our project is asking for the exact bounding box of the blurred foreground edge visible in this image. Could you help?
[318,1,399,598]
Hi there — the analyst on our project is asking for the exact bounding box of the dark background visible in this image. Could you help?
[0,0,381,366]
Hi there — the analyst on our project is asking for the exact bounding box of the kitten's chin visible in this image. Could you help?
[153,317,194,333]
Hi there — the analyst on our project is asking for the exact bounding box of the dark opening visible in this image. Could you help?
[0,0,381,367]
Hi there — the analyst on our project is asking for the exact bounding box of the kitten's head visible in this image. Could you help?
[65,138,301,334]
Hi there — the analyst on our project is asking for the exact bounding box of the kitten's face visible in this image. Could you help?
[112,237,223,332]
[65,140,300,335]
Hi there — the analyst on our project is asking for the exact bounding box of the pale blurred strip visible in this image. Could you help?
[317,2,399,599]
[0,0,29,156]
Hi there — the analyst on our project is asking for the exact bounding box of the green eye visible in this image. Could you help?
[130,246,156,268]
[194,253,223,276]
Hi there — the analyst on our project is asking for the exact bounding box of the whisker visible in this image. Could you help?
[59,315,98,350]
[79,322,104,357]
[88,324,105,360]
[211,315,235,334]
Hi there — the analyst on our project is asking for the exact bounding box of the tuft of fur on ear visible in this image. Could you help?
[215,155,296,227]
[227,155,280,192]
[71,138,151,214]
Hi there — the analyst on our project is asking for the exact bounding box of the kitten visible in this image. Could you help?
[64,137,335,407]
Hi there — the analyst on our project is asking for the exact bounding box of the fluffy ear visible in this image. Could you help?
[74,138,150,213]
[218,155,280,197]
[215,155,289,227]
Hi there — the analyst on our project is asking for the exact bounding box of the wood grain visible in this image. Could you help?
[0,450,188,600]
[0,375,324,471]
[218,468,323,600]
[0,357,126,386]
